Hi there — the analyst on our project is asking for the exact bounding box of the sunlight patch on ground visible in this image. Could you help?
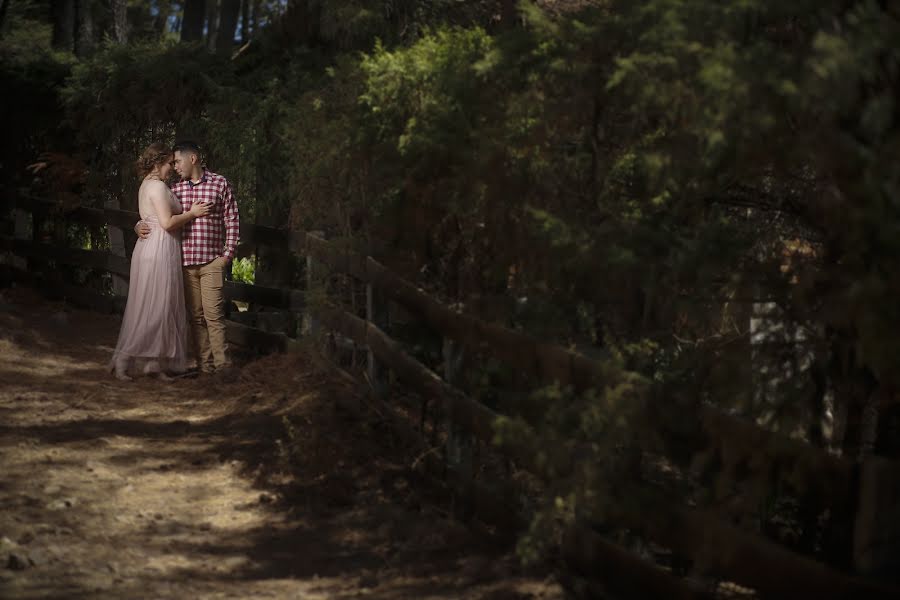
[0,340,101,378]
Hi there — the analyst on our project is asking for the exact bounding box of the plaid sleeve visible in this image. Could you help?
[222,180,240,260]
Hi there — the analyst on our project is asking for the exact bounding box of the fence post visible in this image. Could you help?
[105,200,129,299]
[443,337,474,518]
[11,200,30,272]
[853,457,900,581]
[41,210,68,300]
[303,230,325,336]
[366,279,388,398]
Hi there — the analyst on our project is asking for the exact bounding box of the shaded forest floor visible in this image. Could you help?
[0,286,563,600]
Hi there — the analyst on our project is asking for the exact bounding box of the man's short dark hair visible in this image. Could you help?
[173,140,202,155]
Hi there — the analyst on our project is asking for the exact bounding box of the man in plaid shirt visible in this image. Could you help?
[136,141,240,376]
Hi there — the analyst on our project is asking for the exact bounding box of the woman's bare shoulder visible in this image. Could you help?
[140,179,169,192]
[138,180,163,197]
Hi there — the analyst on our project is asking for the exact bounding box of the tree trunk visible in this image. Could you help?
[250,0,260,36]
[0,0,10,38]
[74,0,94,57]
[181,0,205,42]
[240,0,249,43]
[51,0,75,51]
[106,198,130,298]
[109,0,127,43]
[817,328,879,570]
[500,0,517,28]
[279,0,320,45]
[205,0,219,50]
[155,0,172,37]
[216,0,240,54]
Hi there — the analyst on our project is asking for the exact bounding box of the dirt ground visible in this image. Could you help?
[0,286,564,600]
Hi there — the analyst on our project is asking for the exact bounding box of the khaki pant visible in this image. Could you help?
[183,257,230,372]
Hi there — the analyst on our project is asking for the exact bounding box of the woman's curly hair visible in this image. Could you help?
[136,143,172,178]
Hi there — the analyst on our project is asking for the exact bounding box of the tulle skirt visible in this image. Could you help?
[110,217,189,376]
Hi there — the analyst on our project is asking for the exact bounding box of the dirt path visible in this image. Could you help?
[0,287,563,600]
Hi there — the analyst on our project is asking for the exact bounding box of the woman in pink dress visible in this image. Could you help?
[110,143,210,380]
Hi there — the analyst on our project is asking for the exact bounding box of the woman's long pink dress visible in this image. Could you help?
[110,182,190,376]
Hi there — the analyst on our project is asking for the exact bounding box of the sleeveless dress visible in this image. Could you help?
[110,182,190,376]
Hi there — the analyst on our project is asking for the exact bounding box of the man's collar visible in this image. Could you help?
[188,169,209,187]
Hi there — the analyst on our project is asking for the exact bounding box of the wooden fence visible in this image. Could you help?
[0,194,308,352]
[2,192,900,599]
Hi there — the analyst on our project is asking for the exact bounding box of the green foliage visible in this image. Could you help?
[59,42,229,207]
[359,28,493,166]
[281,53,369,232]
[62,41,218,138]
[231,256,256,284]
[0,1,55,60]
[494,374,649,564]
[308,0,898,563]
[313,0,501,50]
[0,1,74,186]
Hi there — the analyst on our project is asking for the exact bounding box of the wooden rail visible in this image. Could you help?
[305,235,858,491]
[302,230,900,598]
[1,236,131,278]
[305,237,856,488]
[3,192,900,598]
[3,195,308,351]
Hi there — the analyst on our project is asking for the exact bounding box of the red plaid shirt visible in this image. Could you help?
[171,170,240,266]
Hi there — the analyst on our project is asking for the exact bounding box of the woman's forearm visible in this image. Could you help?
[161,211,196,231]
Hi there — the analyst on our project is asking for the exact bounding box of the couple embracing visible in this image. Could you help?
[110,141,240,381]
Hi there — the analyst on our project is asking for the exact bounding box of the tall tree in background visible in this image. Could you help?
[240,0,249,43]
[52,0,75,50]
[154,0,172,37]
[216,0,239,54]
[500,0,517,28]
[181,0,205,42]
[279,0,319,45]
[205,0,219,50]
[109,0,127,42]
[74,0,94,56]
[250,0,260,38]
[0,0,10,37]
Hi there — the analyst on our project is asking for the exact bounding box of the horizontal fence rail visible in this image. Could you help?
[300,228,900,599]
